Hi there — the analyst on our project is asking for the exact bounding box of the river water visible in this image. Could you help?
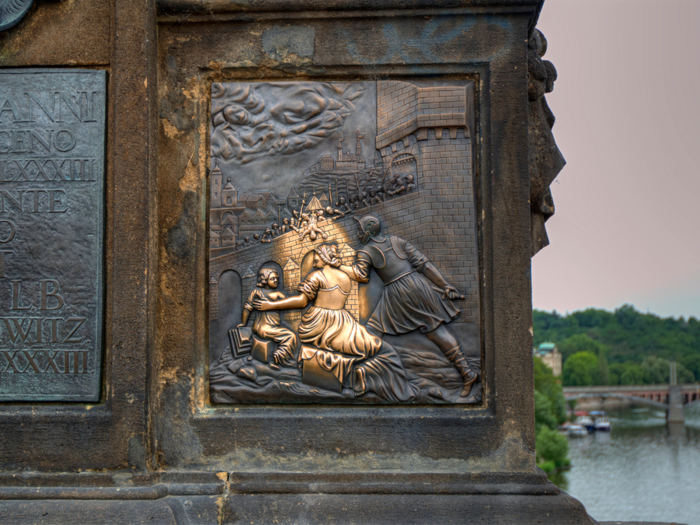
[550,406,700,524]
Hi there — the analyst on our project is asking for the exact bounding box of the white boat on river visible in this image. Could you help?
[575,415,595,433]
[568,424,589,437]
[594,416,611,431]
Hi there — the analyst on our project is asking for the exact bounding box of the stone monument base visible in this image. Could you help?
[0,471,598,524]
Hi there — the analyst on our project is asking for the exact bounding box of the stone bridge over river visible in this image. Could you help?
[563,384,700,424]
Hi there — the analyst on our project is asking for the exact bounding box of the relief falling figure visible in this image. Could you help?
[297,192,329,242]
[297,209,329,241]
[340,214,478,397]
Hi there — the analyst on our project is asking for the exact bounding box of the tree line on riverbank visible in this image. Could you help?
[534,304,700,386]
[534,357,569,474]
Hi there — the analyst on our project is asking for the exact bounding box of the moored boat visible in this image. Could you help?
[575,415,595,433]
[594,416,611,431]
[568,424,588,437]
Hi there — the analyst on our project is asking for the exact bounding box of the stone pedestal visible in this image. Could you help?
[0,0,598,523]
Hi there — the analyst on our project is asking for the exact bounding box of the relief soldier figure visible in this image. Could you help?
[280,217,291,234]
[340,214,478,397]
[336,195,352,216]
[239,268,299,369]
[260,228,273,243]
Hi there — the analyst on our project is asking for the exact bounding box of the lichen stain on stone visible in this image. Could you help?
[215,493,227,525]
[262,25,315,62]
[181,76,202,103]
[180,152,200,193]
[207,59,256,71]
[157,265,177,304]
[193,364,209,411]
[161,118,182,140]
[206,57,325,79]
[157,380,205,468]
[165,190,198,262]
[174,34,203,44]
[264,54,314,69]
[204,434,532,474]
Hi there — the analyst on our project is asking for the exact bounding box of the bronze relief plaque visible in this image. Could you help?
[209,80,480,404]
[0,70,105,401]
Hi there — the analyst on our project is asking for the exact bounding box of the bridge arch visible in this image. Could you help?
[565,393,667,410]
[685,398,700,410]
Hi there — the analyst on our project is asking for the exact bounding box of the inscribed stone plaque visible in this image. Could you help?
[208,80,480,404]
[0,70,105,401]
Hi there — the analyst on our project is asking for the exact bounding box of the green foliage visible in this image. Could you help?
[533,357,570,472]
[681,354,700,380]
[536,426,569,469]
[533,357,567,430]
[597,348,610,386]
[557,333,608,361]
[534,305,700,385]
[538,460,556,474]
[639,356,695,384]
[562,351,599,386]
[610,362,644,385]
[534,390,558,432]
[642,356,670,384]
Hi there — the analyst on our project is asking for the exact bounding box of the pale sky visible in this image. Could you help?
[532,0,700,319]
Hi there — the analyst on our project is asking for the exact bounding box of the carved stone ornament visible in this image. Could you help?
[529,28,566,256]
[0,0,34,32]
[209,80,481,405]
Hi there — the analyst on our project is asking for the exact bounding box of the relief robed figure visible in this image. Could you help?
[253,243,418,403]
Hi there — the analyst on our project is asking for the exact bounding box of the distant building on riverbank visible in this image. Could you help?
[535,342,562,376]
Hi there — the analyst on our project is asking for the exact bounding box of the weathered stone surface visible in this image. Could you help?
[0,1,601,523]
[0,69,105,401]
[0,0,34,32]
[0,0,110,67]
[0,0,154,472]
[528,28,566,256]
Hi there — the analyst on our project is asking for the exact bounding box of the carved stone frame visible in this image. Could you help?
[155,10,532,480]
